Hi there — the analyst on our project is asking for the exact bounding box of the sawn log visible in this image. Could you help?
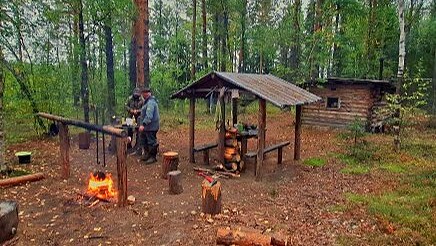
[0,173,44,187]
[216,228,287,246]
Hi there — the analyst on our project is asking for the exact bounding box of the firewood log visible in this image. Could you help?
[0,201,18,244]
[201,180,221,215]
[168,170,183,194]
[161,152,179,179]
[216,228,287,246]
[0,173,44,187]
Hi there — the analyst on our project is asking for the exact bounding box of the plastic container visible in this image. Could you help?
[15,151,31,164]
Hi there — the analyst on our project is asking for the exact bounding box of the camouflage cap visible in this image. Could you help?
[133,87,141,96]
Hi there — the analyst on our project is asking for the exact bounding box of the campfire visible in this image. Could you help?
[87,171,116,200]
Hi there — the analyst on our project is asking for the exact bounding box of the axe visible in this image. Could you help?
[197,172,217,186]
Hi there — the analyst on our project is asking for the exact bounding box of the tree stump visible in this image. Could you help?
[161,152,179,179]
[201,180,221,215]
[78,131,90,149]
[168,170,183,194]
[0,201,18,244]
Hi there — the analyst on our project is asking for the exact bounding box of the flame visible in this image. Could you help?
[87,172,116,199]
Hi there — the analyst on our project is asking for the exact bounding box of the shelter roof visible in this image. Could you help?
[171,72,321,108]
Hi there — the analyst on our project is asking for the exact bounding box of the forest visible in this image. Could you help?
[0,0,435,245]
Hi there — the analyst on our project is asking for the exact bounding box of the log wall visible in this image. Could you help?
[302,84,374,128]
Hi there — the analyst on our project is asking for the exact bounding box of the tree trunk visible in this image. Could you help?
[213,12,219,71]
[0,44,4,171]
[134,0,148,87]
[394,0,405,152]
[78,0,90,123]
[238,0,247,73]
[144,0,150,88]
[432,48,436,116]
[201,0,207,70]
[104,14,116,118]
[129,20,137,90]
[71,13,80,106]
[290,0,301,70]
[191,0,197,80]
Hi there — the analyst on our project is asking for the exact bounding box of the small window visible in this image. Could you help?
[326,97,340,109]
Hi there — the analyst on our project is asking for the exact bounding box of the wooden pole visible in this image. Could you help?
[232,97,238,126]
[37,112,127,137]
[294,105,302,160]
[189,97,195,163]
[116,137,128,207]
[0,173,44,187]
[59,123,70,179]
[256,99,266,180]
[218,93,226,165]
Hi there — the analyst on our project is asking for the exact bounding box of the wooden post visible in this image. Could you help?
[232,97,238,126]
[162,152,179,179]
[168,170,183,194]
[201,180,221,215]
[189,97,195,163]
[116,137,128,207]
[59,123,70,179]
[256,99,266,180]
[294,105,302,160]
[218,92,226,165]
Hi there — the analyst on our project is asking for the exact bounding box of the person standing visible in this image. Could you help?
[125,88,144,150]
[138,87,160,164]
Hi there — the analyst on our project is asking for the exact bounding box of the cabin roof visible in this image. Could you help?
[171,71,321,108]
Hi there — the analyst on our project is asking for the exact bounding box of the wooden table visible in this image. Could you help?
[237,129,258,162]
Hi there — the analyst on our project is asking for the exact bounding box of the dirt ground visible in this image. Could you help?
[2,112,386,245]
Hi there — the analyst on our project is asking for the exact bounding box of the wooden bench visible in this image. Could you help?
[193,143,218,165]
[245,141,290,164]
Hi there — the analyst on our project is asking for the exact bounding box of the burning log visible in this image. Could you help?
[216,228,287,246]
[161,152,179,179]
[0,201,18,244]
[168,170,183,194]
[0,173,44,187]
[201,180,221,215]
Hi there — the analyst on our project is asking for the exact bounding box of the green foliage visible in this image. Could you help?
[303,157,327,167]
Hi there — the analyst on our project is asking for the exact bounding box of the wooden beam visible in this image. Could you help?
[116,137,128,207]
[218,92,226,165]
[189,97,195,163]
[294,105,302,160]
[256,99,266,180]
[232,97,238,126]
[37,112,127,137]
[59,123,70,179]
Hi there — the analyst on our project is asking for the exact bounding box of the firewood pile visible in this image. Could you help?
[222,127,242,172]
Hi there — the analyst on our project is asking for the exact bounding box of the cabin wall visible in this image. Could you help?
[302,84,374,128]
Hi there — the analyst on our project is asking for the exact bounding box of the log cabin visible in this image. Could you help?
[302,77,396,131]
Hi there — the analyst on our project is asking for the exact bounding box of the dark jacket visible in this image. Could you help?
[125,95,144,118]
[140,96,160,131]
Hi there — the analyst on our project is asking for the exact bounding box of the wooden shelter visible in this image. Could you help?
[302,77,396,130]
[171,72,320,179]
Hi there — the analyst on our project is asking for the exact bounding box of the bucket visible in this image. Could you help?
[78,131,91,149]
[15,151,31,164]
